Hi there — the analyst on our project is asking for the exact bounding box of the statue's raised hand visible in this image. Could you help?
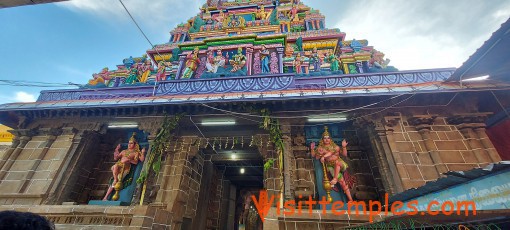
[310,141,315,150]
[115,144,121,153]
[342,139,348,147]
[142,147,146,155]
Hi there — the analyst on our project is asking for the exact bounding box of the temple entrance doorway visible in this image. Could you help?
[185,117,265,230]
[202,139,264,230]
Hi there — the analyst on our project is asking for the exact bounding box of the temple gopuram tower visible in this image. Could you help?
[0,0,509,229]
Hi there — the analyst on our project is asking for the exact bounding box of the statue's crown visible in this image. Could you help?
[322,126,330,137]
[129,132,137,143]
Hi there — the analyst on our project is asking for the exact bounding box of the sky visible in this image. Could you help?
[0,0,509,104]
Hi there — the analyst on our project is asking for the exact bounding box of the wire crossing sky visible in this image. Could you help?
[0,0,509,103]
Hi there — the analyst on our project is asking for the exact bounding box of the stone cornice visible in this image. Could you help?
[33,69,454,102]
[446,112,493,126]
[408,115,438,130]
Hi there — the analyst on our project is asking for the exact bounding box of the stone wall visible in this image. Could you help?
[383,113,502,191]
[153,136,205,229]
[0,128,83,205]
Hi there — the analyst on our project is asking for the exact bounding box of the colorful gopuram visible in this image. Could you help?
[0,1,509,230]
[86,0,395,88]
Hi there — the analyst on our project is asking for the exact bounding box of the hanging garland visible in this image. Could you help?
[137,114,182,185]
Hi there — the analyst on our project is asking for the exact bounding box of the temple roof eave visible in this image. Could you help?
[5,68,506,113]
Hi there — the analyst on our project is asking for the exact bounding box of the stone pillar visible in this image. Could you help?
[18,128,61,193]
[191,161,214,230]
[458,125,490,164]
[447,113,497,165]
[0,129,34,181]
[280,120,294,201]
[372,121,400,195]
[381,117,405,194]
[176,54,187,79]
[0,132,21,172]
[246,47,253,75]
[134,119,164,205]
[45,127,96,204]
[474,127,501,162]
[409,116,447,175]
[219,180,232,230]
[276,47,284,73]
[258,134,280,206]
[154,136,203,229]
[226,184,236,230]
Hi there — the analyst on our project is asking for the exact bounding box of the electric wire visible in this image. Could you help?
[189,115,220,154]
[197,83,433,120]
[118,0,170,96]
[491,90,510,119]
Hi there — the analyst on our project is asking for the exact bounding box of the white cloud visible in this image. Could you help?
[57,0,510,71]
[14,92,36,103]
[57,0,202,41]
[307,0,510,70]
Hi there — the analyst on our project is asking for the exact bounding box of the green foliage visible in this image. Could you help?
[259,108,284,167]
[189,16,205,33]
[170,48,181,62]
[269,9,279,25]
[136,114,182,184]
[263,159,274,171]
[296,37,303,51]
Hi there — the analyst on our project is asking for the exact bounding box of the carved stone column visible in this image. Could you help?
[276,47,284,73]
[0,132,21,172]
[0,129,35,181]
[135,119,164,205]
[382,116,405,194]
[257,134,280,206]
[473,127,501,162]
[408,116,447,175]
[44,127,85,204]
[373,120,402,195]
[154,136,202,228]
[18,128,61,193]
[447,113,495,165]
[279,120,294,201]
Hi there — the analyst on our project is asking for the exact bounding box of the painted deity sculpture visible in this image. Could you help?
[326,51,339,72]
[182,47,201,79]
[215,10,225,23]
[310,47,322,72]
[293,53,304,74]
[310,127,353,201]
[89,67,110,86]
[229,47,246,72]
[156,61,171,81]
[256,5,268,20]
[125,67,139,84]
[260,45,270,73]
[290,4,299,22]
[206,49,226,73]
[138,59,153,83]
[104,133,146,201]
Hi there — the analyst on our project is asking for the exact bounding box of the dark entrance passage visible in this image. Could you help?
[182,116,266,230]
[206,146,264,230]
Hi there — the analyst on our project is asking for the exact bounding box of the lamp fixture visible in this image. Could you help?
[200,119,236,126]
[108,122,139,129]
[240,168,245,174]
[307,114,347,123]
[461,75,489,82]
